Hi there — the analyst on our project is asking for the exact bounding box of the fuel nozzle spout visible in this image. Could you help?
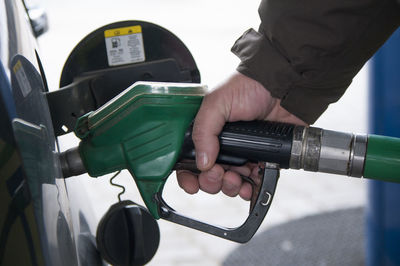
[59,147,86,178]
[289,126,368,177]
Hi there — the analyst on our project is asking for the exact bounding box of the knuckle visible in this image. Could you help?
[191,127,204,144]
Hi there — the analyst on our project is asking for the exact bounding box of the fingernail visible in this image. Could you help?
[196,152,208,169]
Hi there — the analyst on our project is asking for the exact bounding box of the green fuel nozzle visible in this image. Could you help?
[59,81,400,243]
[67,81,206,217]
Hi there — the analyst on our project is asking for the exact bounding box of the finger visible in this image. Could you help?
[228,165,252,177]
[176,170,199,194]
[239,182,252,201]
[198,164,224,194]
[192,91,230,171]
[250,165,262,185]
[221,171,242,197]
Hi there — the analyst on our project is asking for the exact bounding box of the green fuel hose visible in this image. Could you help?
[364,135,400,182]
[286,126,400,182]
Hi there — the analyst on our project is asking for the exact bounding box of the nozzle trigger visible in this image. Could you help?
[155,163,279,243]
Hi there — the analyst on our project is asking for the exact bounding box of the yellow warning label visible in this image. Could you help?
[12,60,22,74]
[104,25,142,38]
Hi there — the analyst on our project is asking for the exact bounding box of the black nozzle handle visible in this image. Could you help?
[180,120,295,169]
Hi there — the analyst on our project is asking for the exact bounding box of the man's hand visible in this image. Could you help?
[176,72,307,200]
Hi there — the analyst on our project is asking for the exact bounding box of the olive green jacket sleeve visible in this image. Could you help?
[231,0,400,124]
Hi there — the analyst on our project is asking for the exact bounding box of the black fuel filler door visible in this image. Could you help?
[47,20,200,137]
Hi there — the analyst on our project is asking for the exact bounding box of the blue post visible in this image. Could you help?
[367,28,400,266]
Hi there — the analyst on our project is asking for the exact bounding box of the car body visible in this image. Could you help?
[0,1,101,265]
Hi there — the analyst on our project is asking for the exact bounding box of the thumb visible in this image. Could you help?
[192,92,229,171]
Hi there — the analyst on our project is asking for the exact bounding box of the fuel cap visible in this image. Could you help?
[96,200,160,266]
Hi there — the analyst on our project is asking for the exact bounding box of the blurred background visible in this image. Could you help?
[36,0,367,265]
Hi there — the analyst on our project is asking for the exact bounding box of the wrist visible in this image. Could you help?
[266,99,308,126]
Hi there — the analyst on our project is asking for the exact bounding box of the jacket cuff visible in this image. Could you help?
[231,28,348,124]
[231,28,301,99]
[279,83,349,124]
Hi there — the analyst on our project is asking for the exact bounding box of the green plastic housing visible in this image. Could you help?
[364,134,400,182]
[75,82,205,218]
